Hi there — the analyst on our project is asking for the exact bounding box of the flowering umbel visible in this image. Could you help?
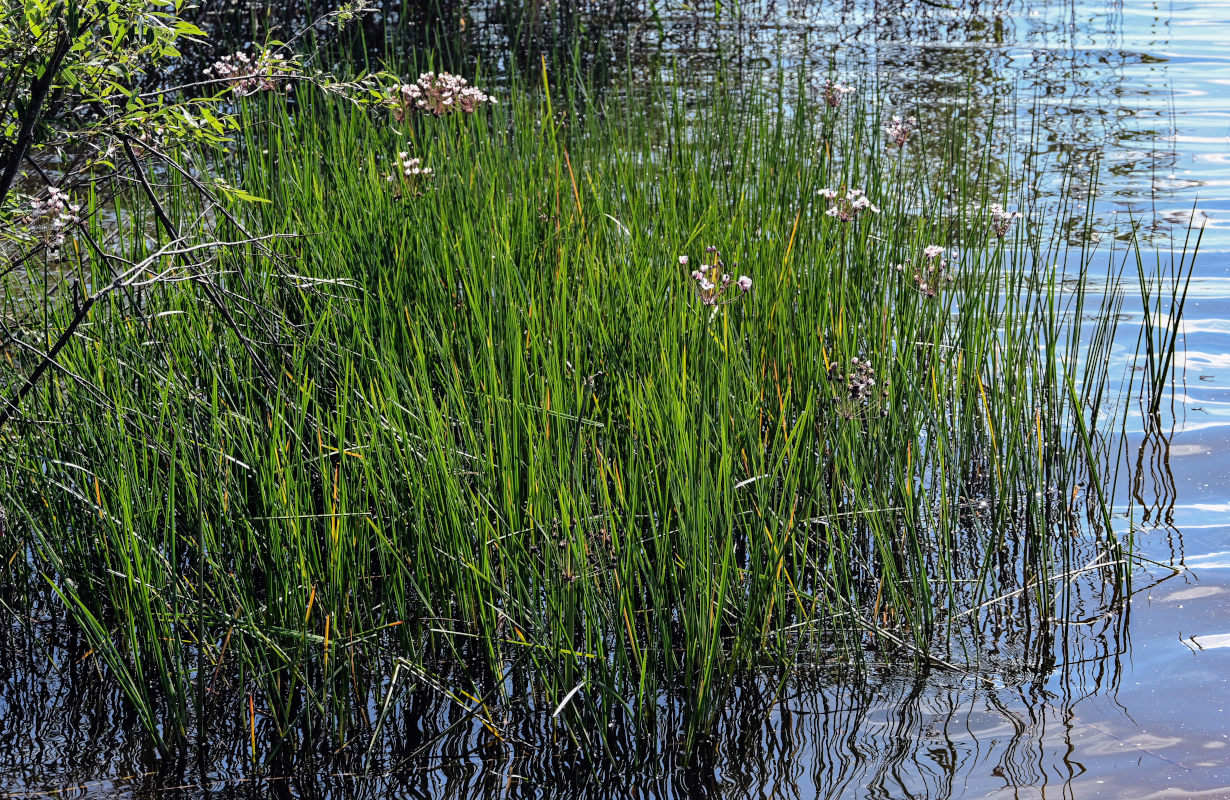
[26,187,82,259]
[683,246,751,307]
[822,79,855,108]
[204,48,297,96]
[827,356,888,420]
[884,115,917,148]
[386,152,433,196]
[387,72,496,121]
[894,245,956,296]
[819,187,880,222]
[988,203,1023,237]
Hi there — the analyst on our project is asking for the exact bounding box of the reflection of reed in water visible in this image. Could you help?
[497,668,1122,798]
[185,0,648,89]
[0,589,159,796]
[0,599,1132,800]
[185,0,1177,247]
[1130,405,1183,563]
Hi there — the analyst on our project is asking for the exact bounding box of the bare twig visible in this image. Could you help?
[121,137,277,386]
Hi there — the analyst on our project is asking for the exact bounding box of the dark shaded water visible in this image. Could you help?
[5,1,1230,796]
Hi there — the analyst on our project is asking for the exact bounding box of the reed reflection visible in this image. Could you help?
[1131,404,1183,563]
[0,582,1131,799]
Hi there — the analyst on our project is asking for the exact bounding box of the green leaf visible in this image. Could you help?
[173,20,207,37]
[217,182,270,204]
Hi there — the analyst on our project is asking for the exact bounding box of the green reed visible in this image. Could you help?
[0,63,1186,758]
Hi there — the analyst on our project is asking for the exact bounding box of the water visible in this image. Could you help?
[5,1,1230,796]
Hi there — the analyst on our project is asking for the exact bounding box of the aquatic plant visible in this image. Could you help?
[387,71,497,120]
[21,186,82,259]
[822,79,855,107]
[685,246,751,306]
[0,20,1195,770]
[884,114,917,148]
[894,245,957,296]
[204,48,298,96]
[988,202,1024,237]
[819,186,880,221]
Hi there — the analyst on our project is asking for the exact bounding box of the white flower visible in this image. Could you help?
[737,275,752,292]
[884,114,918,148]
[988,203,1024,237]
[822,79,856,107]
[820,187,878,222]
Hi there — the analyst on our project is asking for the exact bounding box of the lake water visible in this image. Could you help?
[4,1,1230,797]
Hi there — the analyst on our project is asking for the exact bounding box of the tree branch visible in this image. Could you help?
[0,30,72,208]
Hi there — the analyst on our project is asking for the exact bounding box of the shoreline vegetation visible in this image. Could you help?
[0,0,1196,770]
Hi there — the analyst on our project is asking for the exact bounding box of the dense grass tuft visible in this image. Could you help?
[0,63,1182,757]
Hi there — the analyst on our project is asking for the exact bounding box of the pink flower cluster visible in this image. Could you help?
[989,203,1023,237]
[894,245,956,296]
[394,151,432,178]
[827,356,888,420]
[884,115,917,148]
[204,49,294,96]
[682,248,751,307]
[386,151,434,196]
[29,187,82,259]
[388,72,496,121]
[830,356,877,402]
[819,187,880,222]
[822,79,855,108]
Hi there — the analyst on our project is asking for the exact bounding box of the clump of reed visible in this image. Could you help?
[0,62,1188,762]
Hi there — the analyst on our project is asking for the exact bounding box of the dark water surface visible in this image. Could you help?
[5,1,1230,797]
